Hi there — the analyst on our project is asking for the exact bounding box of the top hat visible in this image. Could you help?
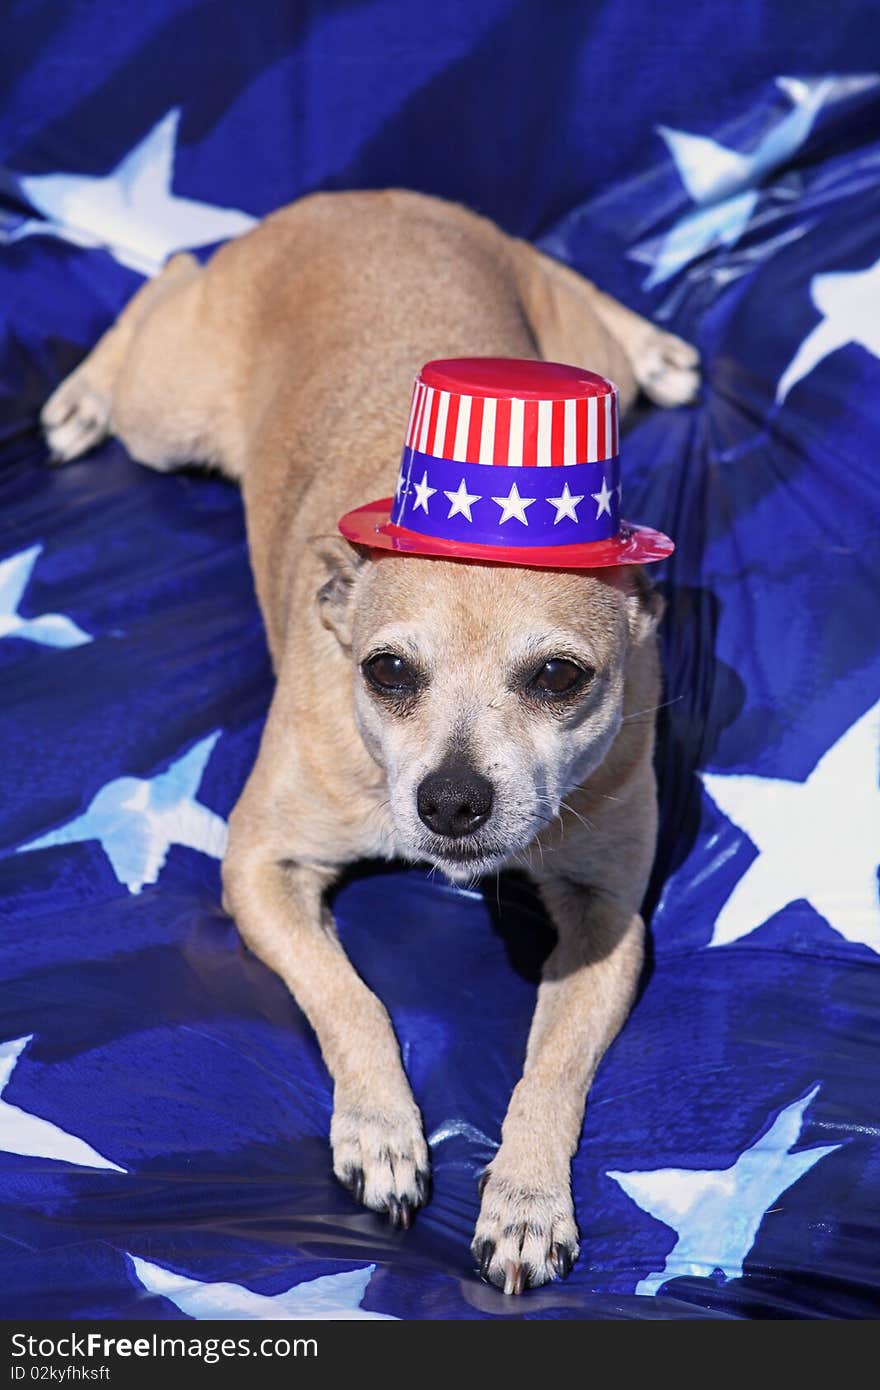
[337,357,673,569]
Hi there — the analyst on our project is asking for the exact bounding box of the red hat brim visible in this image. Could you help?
[338,499,674,570]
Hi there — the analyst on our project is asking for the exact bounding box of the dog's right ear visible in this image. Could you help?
[312,536,368,649]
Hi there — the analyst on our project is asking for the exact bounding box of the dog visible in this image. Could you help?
[42,189,698,1294]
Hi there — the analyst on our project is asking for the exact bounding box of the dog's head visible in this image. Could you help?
[316,540,662,881]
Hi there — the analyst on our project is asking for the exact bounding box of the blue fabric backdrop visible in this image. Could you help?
[0,0,878,1319]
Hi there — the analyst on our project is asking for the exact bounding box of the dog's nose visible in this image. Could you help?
[417,766,494,838]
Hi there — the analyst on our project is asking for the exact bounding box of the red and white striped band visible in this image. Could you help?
[403,379,619,467]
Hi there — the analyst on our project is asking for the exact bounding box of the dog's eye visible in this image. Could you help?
[530,659,591,697]
[363,652,419,693]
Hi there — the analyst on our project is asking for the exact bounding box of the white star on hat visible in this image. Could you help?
[444,478,481,522]
[546,482,585,525]
[412,470,436,514]
[591,476,615,519]
[492,481,535,526]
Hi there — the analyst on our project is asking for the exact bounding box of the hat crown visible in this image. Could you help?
[405,357,618,468]
[420,357,617,400]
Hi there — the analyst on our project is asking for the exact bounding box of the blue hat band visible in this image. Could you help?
[390,447,621,549]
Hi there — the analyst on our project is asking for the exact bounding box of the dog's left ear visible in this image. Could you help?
[311,535,369,649]
[625,567,665,645]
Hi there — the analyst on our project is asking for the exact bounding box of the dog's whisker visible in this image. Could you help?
[533,796,570,848]
[559,801,597,834]
[365,796,392,826]
[621,694,683,724]
[534,792,596,836]
[533,837,561,856]
[509,847,531,874]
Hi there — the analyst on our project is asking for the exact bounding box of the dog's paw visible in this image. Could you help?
[331,1100,430,1228]
[471,1162,579,1294]
[634,328,700,408]
[41,372,111,463]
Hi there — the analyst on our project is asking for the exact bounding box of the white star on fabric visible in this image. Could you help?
[17,733,227,896]
[395,471,406,501]
[0,1036,125,1172]
[491,481,535,526]
[546,482,585,525]
[641,76,875,289]
[609,1085,840,1296]
[2,109,256,277]
[412,470,436,514]
[444,478,481,522]
[776,255,880,401]
[591,476,615,518]
[700,700,880,952]
[0,544,91,648]
[128,1256,396,1320]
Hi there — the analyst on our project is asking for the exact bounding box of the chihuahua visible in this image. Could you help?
[42,189,698,1293]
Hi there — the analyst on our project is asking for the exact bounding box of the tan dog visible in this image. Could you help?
[42,190,698,1294]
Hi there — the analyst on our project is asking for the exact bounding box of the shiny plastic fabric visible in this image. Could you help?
[0,1,878,1320]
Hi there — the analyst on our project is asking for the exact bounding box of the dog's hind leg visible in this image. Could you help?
[42,253,201,464]
[42,251,244,478]
[511,240,700,410]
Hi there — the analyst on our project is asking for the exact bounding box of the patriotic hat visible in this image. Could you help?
[338,358,673,569]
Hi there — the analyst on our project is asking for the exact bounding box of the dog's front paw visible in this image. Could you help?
[471,1160,579,1294]
[331,1099,430,1228]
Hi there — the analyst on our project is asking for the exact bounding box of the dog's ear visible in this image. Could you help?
[625,566,665,645]
[311,535,368,649]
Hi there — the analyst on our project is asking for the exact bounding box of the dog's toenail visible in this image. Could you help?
[503,1260,526,1296]
[476,1239,496,1280]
